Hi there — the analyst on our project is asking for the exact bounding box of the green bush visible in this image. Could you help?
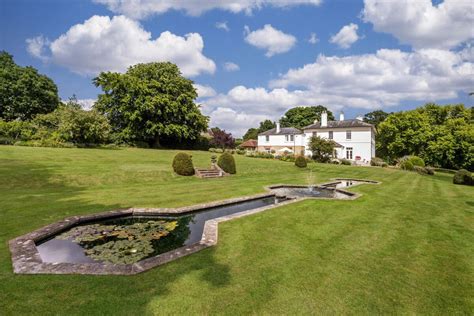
[294,156,307,168]
[453,169,473,185]
[340,159,352,165]
[236,149,245,155]
[400,160,414,171]
[215,148,224,153]
[218,152,236,174]
[425,167,435,175]
[400,155,425,167]
[208,148,216,152]
[172,152,195,176]
[371,157,386,167]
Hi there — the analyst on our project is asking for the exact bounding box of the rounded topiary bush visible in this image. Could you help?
[400,160,414,171]
[409,156,425,167]
[453,169,473,185]
[295,156,307,168]
[218,152,236,174]
[172,152,195,176]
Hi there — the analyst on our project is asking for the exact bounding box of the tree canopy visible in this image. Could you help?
[243,128,259,140]
[0,51,59,121]
[209,127,235,149]
[308,135,335,163]
[363,110,390,132]
[93,62,208,147]
[377,103,473,170]
[280,106,334,129]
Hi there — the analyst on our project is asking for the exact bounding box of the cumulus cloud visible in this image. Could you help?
[308,33,319,44]
[94,0,322,19]
[26,35,50,62]
[76,99,96,111]
[329,23,360,49]
[194,84,217,98]
[26,15,215,77]
[223,62,240,72]
[244,24,297,57]
[215,21,230,31]
[207,107,268,137]
[203,48,473,135]
[362,0,474,49]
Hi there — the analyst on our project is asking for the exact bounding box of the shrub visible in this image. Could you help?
[218,152,236,174]
[400,160,414,171]
[425,166,435,175]
[371,157,385,167]
[208,148,216,152]
[295,156,307,168]
[340,159,352,165]
[236,149,245,155]
[381,162,388,167]
[414,166,427,175]
[399,155,425,167]
[215,148,224,153]
[453,169,473,185]
[172,152,195,176]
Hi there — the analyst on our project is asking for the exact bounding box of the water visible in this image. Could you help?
[323,180,365,188]
[36,196,286,265]
[270,186,338,198]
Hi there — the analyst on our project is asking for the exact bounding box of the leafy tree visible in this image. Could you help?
[280,106,334,129]
[93,62,208,147]
[33,100,111,144]
[377,103,473,170]
[308,135,335,163]
[0,51,59,121]
[363,110,390,132]
[258,119,276,132]
[209,127,235,149]
[243,128,259,140]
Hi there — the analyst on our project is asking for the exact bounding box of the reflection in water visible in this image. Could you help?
[36,196,283,265]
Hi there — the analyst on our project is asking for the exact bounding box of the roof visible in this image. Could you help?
[258,127,302,136]
[240,139,257,148]
[330,141,344,148]
[303,119,373,130]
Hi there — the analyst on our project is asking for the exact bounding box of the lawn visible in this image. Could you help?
[0,146,472,315]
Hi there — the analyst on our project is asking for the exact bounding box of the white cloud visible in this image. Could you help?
[244,24,297,57]
[26,36,50,62]
[308,33,319,44]
[26,15,215,77]
[215,21,229,32]
[223,62,240,72]
[362,0,474,49]
[94,0,322,19]
[194,84,217,98]
[329,23,360,49]
[207,107,268,137]
[76,99,96,111]
[203,48,473,135]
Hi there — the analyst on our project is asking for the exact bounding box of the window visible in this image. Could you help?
[312,131,317,137]
[328,131,333,139]
[265,135,269,142]
[346,130,351,140]
[285,135,295,142]
[346,147,353,160]
[290,135,294,141]
[285,135,289,141]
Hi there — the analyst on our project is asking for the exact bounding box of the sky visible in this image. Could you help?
[1,0,473,137]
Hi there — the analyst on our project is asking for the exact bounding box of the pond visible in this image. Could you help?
[36,196,287,265]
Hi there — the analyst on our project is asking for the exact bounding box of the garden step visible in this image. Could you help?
[195,168,224,178]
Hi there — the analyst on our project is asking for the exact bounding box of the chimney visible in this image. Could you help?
[339,112,345,121]
[313,118,318,124]
[321,111,328,127]
[356,115,363,121]
[276,122,281,133]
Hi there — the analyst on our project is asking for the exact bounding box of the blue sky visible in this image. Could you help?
[1,0,473,136]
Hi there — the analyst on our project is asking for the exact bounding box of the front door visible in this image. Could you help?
[346,147,353,160]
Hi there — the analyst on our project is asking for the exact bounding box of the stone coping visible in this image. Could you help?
[9,179,379,275]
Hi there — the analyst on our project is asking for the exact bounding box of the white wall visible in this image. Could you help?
[258,134,305,148]
[304,127,374,162]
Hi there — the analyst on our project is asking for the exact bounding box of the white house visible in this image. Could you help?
[257,111,375,163]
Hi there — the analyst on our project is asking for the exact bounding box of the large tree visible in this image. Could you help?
[363,110,390,132]
[258,119,276,132]
[93,62,208,147]
[280,106,334,129]
[243,128,259,140]
[377,103,473,170]
[308,135,335,163]
[0,51,59,121]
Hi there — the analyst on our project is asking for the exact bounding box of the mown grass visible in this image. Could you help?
[0,146,472,315]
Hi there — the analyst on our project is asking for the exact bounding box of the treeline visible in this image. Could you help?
[0,51,210,149]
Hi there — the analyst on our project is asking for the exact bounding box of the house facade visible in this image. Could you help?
[257,111,375,163]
